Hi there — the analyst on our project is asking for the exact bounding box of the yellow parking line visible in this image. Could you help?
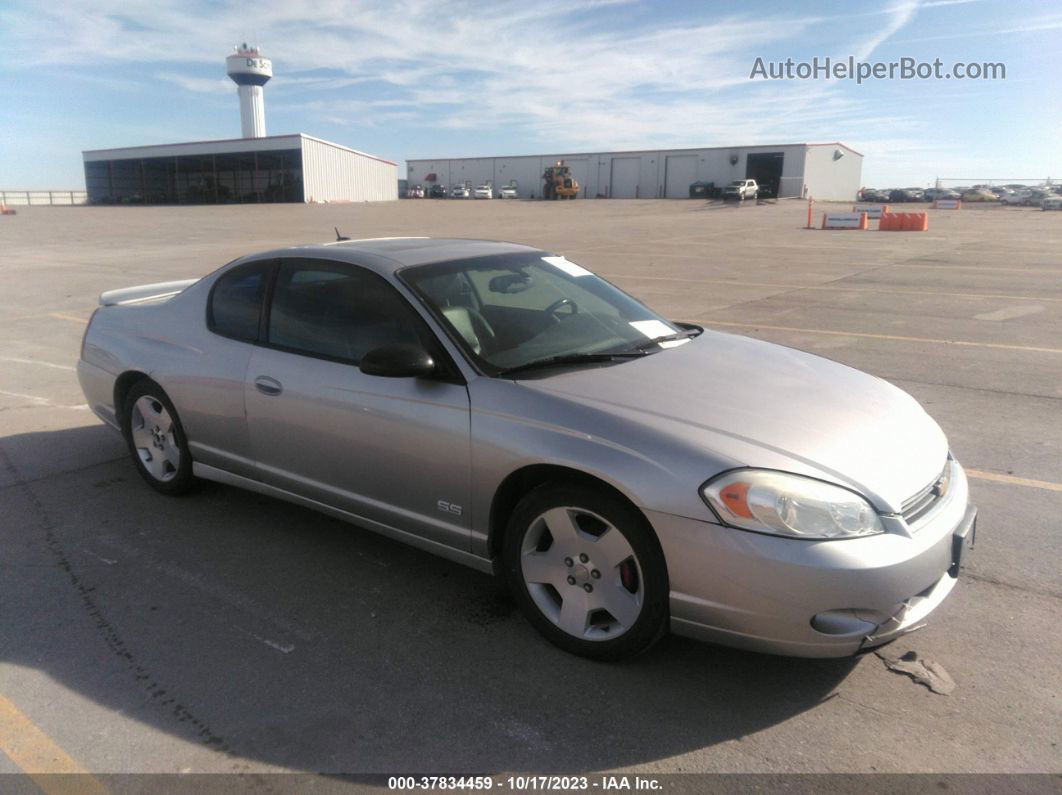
[895,263,1062,274]
[603,273,1062,304]
[703,320,1062,355]
[7,308,96,322]
[568,230,735,255]
[48,312,89,324]
[0,692,106,794]
[967,470,1062,493]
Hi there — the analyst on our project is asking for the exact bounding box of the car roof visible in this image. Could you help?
[238,237,548,274]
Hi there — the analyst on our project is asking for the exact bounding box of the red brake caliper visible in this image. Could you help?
[620,559,639,593]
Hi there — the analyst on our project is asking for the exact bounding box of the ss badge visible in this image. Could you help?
[437,500,463,516]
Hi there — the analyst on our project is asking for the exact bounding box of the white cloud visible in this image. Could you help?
[0,0,1000,178]
[851,0,920,61]
[895,12,1062,42]
[154,72,232,94]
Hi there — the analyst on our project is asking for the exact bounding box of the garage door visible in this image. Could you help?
[664,155,698,198]
[609,158,640,198]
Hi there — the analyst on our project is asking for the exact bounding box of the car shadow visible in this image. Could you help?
[2,424,859,774]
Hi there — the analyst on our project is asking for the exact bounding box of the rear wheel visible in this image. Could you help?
[502,484,669,660]
[123,380,196,495]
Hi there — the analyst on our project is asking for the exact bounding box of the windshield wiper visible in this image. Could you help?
[624,327,703,352]
[495,351,647,377]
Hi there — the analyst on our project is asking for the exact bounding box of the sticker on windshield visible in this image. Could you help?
[542,256,592,277]
[630,320,673,338]
[630,319,690,347]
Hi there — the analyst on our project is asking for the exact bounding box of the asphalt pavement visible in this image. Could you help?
[0,198,1059,784]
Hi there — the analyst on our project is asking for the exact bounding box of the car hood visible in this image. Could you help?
[519,331,948,512]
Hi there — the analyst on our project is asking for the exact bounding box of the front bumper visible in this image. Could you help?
[650,463,975,657]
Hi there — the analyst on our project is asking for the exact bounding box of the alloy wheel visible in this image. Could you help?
[129,395,181,482]
[520,506,643,640]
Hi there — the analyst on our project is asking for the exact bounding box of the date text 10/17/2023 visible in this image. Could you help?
[387,776,663,791]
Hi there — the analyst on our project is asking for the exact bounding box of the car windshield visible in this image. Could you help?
[400,253,686,374]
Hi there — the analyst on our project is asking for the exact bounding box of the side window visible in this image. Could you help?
[209,261,270,341]
[267,259,428,363]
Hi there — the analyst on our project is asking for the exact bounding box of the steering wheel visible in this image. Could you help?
[544,297,578,322]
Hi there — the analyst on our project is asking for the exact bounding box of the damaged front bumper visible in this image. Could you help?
[858,504,976,651]
[652,463,976,658]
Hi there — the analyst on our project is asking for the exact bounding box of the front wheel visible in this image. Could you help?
[502,484,669,660]
[123,380,196,495]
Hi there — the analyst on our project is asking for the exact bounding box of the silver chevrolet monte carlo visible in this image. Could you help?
[78,238,977,660]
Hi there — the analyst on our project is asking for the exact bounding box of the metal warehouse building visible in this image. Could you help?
[83,133,398,205]
[407,142,862,201]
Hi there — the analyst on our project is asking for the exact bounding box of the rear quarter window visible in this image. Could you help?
[208,261,271,341]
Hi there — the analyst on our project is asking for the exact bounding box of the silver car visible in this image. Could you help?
[78,238,976,660]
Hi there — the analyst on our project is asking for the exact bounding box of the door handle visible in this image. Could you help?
[254,376,283,396]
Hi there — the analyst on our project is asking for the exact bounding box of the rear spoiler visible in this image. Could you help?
[99,279,199,307]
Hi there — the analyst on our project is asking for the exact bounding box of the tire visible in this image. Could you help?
[123,380,196,495]
[501,484,669,660]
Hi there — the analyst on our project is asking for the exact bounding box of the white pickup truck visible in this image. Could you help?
[723,179,759,201]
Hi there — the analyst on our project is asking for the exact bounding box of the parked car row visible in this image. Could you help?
[406,183,520,199]
[861,184,1062,208]
[406,180,1060,207]
[999,188,1059,206]
[861,187,957,203]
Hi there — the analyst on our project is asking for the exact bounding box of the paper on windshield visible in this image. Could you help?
[629,320,673,338]
[629,319,689,348]
[542,256,592,277]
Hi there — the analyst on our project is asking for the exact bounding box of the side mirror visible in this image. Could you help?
[360,344,435,378]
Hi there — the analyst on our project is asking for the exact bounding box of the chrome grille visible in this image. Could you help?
[901,461,950,526]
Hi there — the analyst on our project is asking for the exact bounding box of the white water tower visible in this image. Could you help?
[226,43,272,138]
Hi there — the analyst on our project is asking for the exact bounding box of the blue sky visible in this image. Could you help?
[1,0,1059,189]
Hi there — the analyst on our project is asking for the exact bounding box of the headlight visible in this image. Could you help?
[701,470,884,539]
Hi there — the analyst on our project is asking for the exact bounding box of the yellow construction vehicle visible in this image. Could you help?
[542,161,579,200]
